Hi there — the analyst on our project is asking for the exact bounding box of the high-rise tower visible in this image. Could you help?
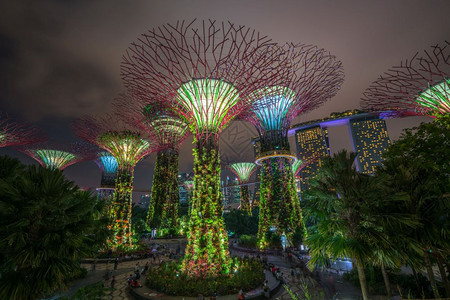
[349,116,390,175]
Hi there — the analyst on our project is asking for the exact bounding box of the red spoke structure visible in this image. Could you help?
[228,162,258,215]
[240,43,344,248]
[73,114,158,249]
[114,93,190,234]
[121,19,285,277]
[19,142,95,170]
[362,41,450,118]
[0,113,45,148]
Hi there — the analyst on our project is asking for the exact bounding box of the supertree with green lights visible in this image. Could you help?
[228,162,258,215]
[121,20,284,277]
[0,113,45,148]
[114,94,190,232]
[20,142,94,170]
[241,44,344,248]
[362,41,449,118]
[73,114,158,249]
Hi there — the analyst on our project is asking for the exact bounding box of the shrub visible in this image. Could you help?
[146,257,265,296]
[238,235,258,248]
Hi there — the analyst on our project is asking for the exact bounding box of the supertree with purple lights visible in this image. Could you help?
[228,162,258,215]
[20,142,94,170]
[73,114,158,249]
[121,19,284,277]
[362,41,449,118]
[241,43,344,248]
[0,113,45,148]
[114,94,190,233]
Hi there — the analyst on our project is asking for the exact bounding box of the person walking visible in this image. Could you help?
[114,258,119,270]
[110,276,116,289]
[238,288,245,300]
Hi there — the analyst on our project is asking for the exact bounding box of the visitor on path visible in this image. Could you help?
[114,258,119,270]
[238,288,245,300]
[198,293,204,300]
[110,276,116,289]
[134,262,140,272]
[210,290,217,300]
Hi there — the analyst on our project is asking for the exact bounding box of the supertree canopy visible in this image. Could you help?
[20,142,93,170]
[362,41,449,118]
[73,114,158,249]
[114,94,190,232]
[241,43,344,248]
[121,19,284,277]
[0,113,45,148]
[228,162,258,215]
[94,151,118,189]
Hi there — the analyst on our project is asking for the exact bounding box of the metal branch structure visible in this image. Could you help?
[73,114,158,249]
[228,162,258,215]
[0,113,46,148]
[114,94,190,232]
[121,19,284,277]
[20,142,94,170]
[362,41,450,118]
[241,43,344,248]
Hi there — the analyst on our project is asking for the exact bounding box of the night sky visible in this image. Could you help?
[0,0,448,193]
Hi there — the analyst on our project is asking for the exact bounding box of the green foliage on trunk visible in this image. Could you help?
[147,150,180,231]
[182,136,231,277]
[257,157,305,249]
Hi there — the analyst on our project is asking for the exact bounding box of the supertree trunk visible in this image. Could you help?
[147,149,180,229]
[182,135,231,277]
[257,157,304,249]
[160,149,180,229]
[112,166,134,248]
[240,184,252,215]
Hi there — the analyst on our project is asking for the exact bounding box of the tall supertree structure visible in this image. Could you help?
[241,44,344,248]
[121,20,284,277]
[0,114,45,148]
[228,162,258,215]
[95,151,118,188]
[73,114,158,249]
[114,94,190,231]
[20,142,93,170]
[94,151,118,199]
[362,42,449,118]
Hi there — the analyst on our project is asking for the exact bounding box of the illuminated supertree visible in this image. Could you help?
[362,41,449,118]
[73,114,158,249]
[0,113,45,148]
[228,162,258,215]
[114,94,190,231]
[20,142,93,170]
[94,151,118,200]
[241,43,344,247]
[121,20,284,277]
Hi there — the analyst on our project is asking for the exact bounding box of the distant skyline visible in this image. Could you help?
[0,0,446,190]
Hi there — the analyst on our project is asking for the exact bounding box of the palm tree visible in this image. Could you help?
[303,150,417,300]
[0,156,107,299]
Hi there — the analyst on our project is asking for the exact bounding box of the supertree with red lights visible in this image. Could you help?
[228,162,258,215]
[73,114,158,249]
[121,19,285,277]
[0,113,45,148]
[20,142,95,170]
[241,43,344,248]
[362,41,449,118]
[114,94,190,233]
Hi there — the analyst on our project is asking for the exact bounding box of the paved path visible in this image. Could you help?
[56,241,371,300]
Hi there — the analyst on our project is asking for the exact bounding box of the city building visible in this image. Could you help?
[349,115,391,174]
[295,125,331,193]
